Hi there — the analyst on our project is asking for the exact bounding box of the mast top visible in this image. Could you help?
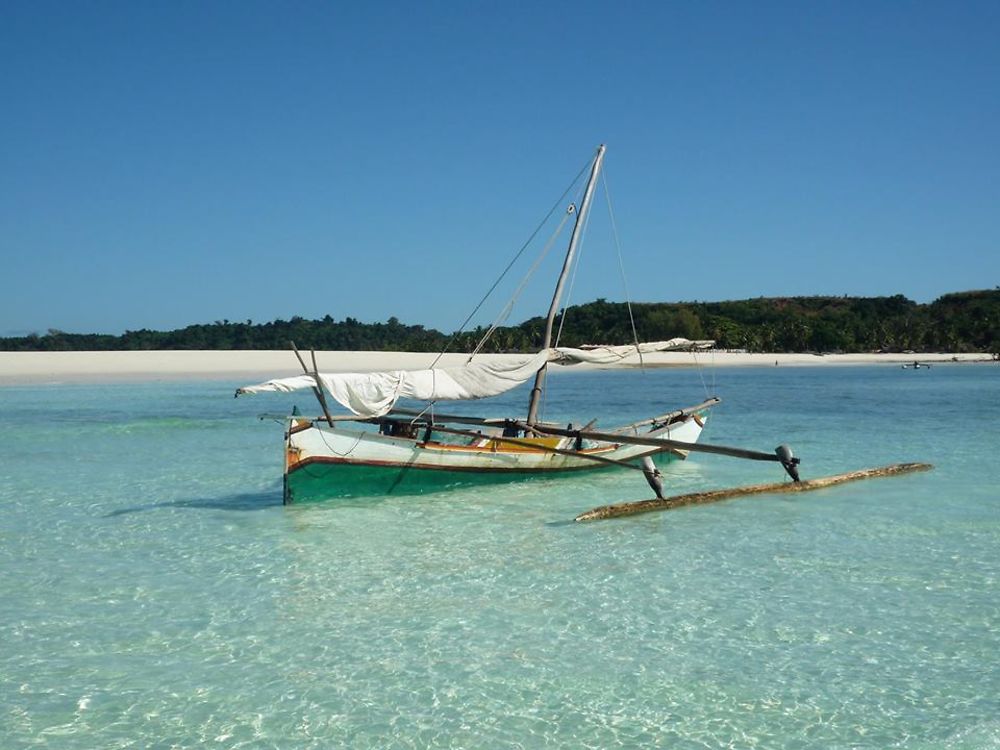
[525,144,607,424]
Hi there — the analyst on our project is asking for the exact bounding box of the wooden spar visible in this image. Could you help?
[271,396,722,433]
[289,341,335,427]
[527,144,607,425]
[610,398,721,431]
[309,349,338,428]
[574,463,934,522]
[429,424,651,473]
[525,422,784,464]
[388,408,512,428]
[390,397,722,432]
[260,412,361,423]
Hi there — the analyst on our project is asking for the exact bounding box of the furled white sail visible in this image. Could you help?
[553,339,713,364]
[237,339,712,417]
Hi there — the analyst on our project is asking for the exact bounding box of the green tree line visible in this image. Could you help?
[4,290,999,354]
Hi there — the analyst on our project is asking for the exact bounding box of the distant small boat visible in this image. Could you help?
[902,361,931,370]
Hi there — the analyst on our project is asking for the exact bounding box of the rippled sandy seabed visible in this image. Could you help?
[2,364,998,748]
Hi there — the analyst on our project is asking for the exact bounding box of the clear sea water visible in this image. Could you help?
[2,364,998,749]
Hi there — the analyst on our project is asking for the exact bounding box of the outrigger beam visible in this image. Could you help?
[522,422,794,467]
[388,396,722,431]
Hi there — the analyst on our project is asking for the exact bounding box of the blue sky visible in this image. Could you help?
[2,1,998,336]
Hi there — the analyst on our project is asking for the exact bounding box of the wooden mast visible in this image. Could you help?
[526,144,606,425]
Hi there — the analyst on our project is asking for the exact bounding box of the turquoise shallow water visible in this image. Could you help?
[2,364,998,748]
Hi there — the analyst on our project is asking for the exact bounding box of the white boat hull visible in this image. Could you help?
[282,412,707,502]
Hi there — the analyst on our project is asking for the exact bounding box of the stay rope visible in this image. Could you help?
[601,169,643,363]
[429,155,593,370]
[468,208,574,360]
[602,169,714,401]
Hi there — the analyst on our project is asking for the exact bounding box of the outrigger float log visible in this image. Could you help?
[575,463,934,522]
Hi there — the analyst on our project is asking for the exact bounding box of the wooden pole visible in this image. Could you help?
[390,397,721,432]
[289,341,335,427]
[527,145,606,425]
[308,349,338,428]
[528,422,788,464]
[574,463,933,522]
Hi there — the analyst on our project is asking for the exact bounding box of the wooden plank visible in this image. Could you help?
[574,463,934,522]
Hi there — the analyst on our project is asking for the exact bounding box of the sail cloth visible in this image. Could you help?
[237,339,712,417]
[241,352,550,418]
[553,339,713,364]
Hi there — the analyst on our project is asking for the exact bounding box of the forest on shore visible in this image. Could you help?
[4,290,998,355]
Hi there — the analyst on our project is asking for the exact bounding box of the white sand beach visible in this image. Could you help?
[0,350,993,386]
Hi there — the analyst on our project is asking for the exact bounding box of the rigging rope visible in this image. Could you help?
[429,155,593,369]
[468,207,574,360]
[603,169,714,400]
[602,169,643,366]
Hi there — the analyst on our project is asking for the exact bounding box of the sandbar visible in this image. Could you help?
[0,350,992,386]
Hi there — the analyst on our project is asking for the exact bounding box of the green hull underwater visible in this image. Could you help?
[283,455,681,504]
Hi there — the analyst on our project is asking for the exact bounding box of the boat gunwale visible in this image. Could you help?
[284,419,693,477]
[286,453,621,476]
